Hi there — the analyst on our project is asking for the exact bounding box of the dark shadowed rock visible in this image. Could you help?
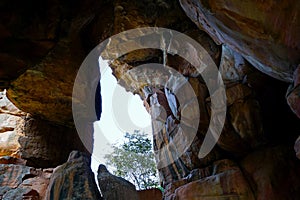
[45,151,101,200]
[240,146,300,200]
[97,164,138,200]
[295,136,300,159]
[19,116,88,168]
[287,65,300,118]
[138,188,162,200]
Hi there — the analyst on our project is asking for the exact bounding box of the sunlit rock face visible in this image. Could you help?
[0,90,25,158]
[179,0,300,83]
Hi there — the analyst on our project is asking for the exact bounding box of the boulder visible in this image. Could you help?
[97,164,138,200]
[0,164,52,199]
[45,151,101,200]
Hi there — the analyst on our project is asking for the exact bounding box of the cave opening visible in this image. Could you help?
[91,57,153,187]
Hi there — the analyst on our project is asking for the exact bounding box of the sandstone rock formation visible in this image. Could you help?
[97,164,138,200]
[179,0,300,83]
[0,90,25,158]
[138,188,163,200]
[240,146,300,200]
[164,159,255,200]
[179,0,300,118]
[0,0,299,200]
[0,164,52,199]
[0,91,88,168]
[45,151,101,200]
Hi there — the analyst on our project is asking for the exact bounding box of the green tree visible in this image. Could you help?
[104,130,159,190]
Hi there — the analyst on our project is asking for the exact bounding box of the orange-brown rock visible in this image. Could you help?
[1,1,300,200]
[166,159,255,200]
[179,0,300,82]
[138,188,162,200]
[1,91,87,168]
[0,164,52,199]
[240,146,300,200]
[0,156,26,165]
[2,0,202,125]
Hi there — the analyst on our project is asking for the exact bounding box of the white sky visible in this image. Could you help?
[91,58,152,175]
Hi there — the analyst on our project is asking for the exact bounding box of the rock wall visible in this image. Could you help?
[0,91,88,168]
[144,45,300,198]
[179,0,300,119]
[0,90,25,159]
[0,164,52,199]
[0,0,300,200]
[179,0,300,83]
[108,17,300,198]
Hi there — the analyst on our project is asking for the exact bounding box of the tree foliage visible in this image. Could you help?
[104,130,159,190]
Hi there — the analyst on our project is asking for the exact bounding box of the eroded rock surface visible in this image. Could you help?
[240,146,300,200]
[97,164,138,200]
[0,1,300,200]
[0,91,87,168]
[165,159,255,200]
[0,90,25,158]
[0,164,52,200]
[179,0,300,82]
[45,151,101,200]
